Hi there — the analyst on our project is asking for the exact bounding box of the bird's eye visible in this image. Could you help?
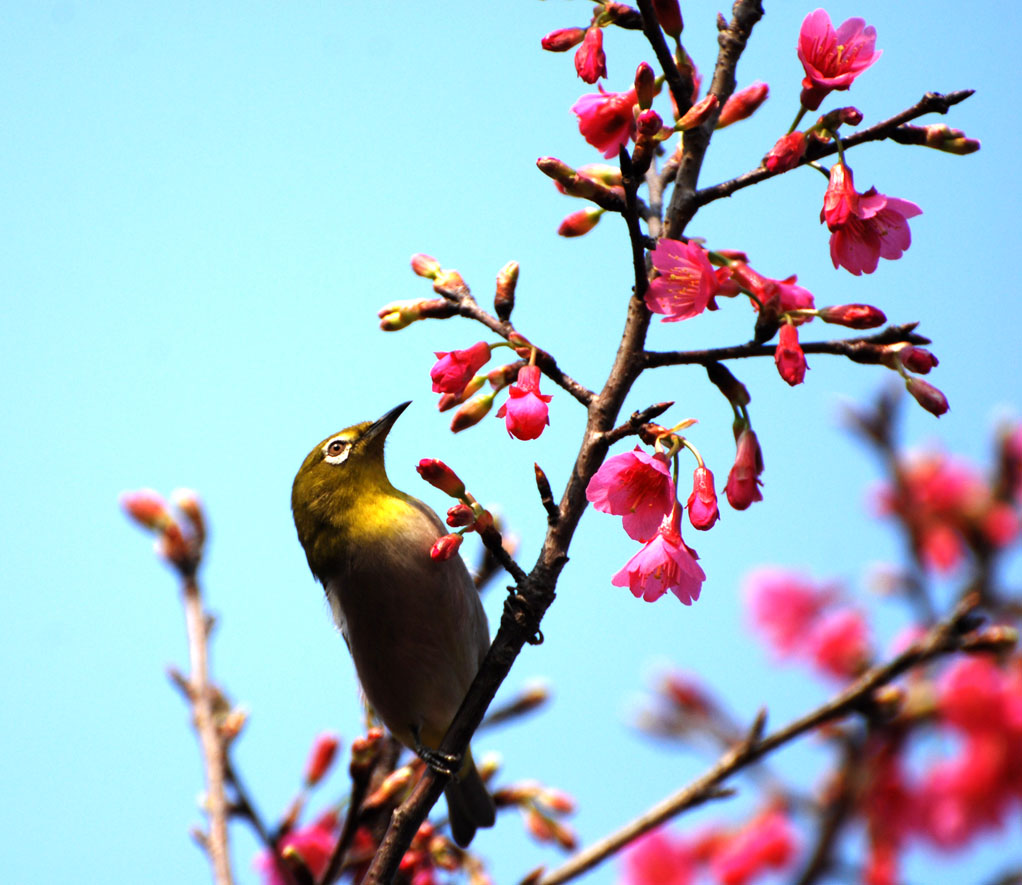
[328,441,345,455]
[323,438,351,465]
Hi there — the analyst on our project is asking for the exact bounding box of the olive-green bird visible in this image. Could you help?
[291,402,495,846]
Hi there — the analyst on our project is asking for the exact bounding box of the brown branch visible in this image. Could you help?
[634,0,693,118]
[693,90,975,210]
[663,0,764,239]
[644,323,930,369]
[181,575,235,885]
[534,595,1016,885]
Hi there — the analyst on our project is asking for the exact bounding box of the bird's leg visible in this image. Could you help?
[411,726,461,778]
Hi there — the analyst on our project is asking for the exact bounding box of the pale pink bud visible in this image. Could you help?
[416,459,466,498]
[716,82,768,128]
[430,533,464,561]
[687,466,720,530]
[410,253,441,279]
[817,304,886,328]
[906,377,949,416]
[541,27,585,52]
[304,732,341,787]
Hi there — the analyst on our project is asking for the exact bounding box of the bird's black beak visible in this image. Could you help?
[364,401,411,444]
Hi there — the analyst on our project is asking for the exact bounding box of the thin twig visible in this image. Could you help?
[693,90,975,210]
[182,575,234,885]
[534,596,1015,885]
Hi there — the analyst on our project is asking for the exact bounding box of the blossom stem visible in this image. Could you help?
[787,106,808,135]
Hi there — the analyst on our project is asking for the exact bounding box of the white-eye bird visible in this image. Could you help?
[291,402,495,846]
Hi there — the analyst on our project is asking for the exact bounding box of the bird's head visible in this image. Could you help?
[291,401,411,574]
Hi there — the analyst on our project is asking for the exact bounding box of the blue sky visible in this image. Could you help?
[2,2,1020,883]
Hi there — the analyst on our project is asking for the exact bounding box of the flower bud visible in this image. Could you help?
[603,2,643,28]
[774,323,807,386]
[451,391,496,433]
[437,375,485,412]
[430,533,464,561]
[540,27,585,52]
[923,123,980,155]
[898,346,939,375]
[430,341,492,395]
[817,303,886,329]
[350,728,384,776]
[410,253,441,279]
[817,106,863,133]
[636,108,662,138]
[121,489,171,531]
[687,466,720,530]
[574,27,606,84]
[495,261,519,321]
[416,459,467,498]
[446,503,475,527]
[716,82,768,128]
[488,361,525,391]
[577,163,623,187]
[304,732,341,787]
[432,268,469,298]
[364,765,415,807]
[652,0,683,38]
[677,94,718,130]
[905,377,949,417]
[763,131,808,173]
[634,62,656,110]
[725,428,764,510]
[705,361,750,407]
[558,207,603,238]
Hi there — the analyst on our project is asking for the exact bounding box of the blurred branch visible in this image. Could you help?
[533,595,1016,885]
[693,90,975,210]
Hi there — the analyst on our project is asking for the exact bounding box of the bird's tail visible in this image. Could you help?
[445,748,496,847]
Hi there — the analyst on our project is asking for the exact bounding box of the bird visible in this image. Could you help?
[291,401,496,846]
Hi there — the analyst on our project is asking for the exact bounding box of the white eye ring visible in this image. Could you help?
[323,438,350,465]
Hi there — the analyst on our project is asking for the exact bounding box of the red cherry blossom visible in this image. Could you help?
[645,239,726,322]
[571,86,638,158]
[612,505,705,605]
[798,9,882,111]
[586,446,675,542]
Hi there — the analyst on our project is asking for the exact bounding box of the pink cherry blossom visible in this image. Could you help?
[622,829,697,885]
[798,9,882,111]
[743,568,831,657]
[430,341,491,395]
[709,807,798,885]
[612,506,705,605]
[496,364,552,440]
[574,27,606,84]
[687,465,719,530]
[586,446,675,541]
[822,163,922,275]
[806,606,870,679]
[571,86,638,158]
[645,239,724,322]
[729,261,815,317]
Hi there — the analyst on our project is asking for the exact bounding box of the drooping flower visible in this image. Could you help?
[806,606,870,679]
[256,812,339,885]
[743,568,832,657]
[822,163,922,275]
[646,239,727,322]
[797,9,882,111]
[724,428,763,510]
[687,466,719,530]
[496,364,552,440]
[612,506,705,605]
[586,446,675,541]
[774,323,807,386]
[430,342,492,395]
[574,26,607,84]
[571,86,639,159]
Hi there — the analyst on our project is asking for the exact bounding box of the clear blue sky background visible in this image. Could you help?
[2,2,1019,883]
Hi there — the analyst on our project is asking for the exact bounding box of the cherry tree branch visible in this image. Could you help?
[692,90,975,210]
[534,595,1016,885]
[644,322,930,368]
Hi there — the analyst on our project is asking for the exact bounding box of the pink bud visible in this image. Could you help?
[725,428,764,510]
[574,27,606,84]
[652,0,683,38]
[540,27,586,52]
[496,365,552,441]
[430,341,492,395]
[432,268,468,297]
[410,253,441,279]
[774,324,807,386]
[636,108,663,138]
[898,346,938,375]
[905,378,949,416]
[450,392,495,433]
[430,533,464,561]
[687,466,720,530]
[416,459,466,498]
[677,94,718,130]
[716,82,768,128]
[634,62,656,110]
[558,207,603,238]
[817,304,886,329]
[437,375,485,411]
[121,489,170,531]
[763,131,808,173]
[446,503,475,527]
[304,733,341,787]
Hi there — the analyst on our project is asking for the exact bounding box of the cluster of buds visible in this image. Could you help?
[493,780,577,851]
[120,488,206,577]
[417,459,496,561]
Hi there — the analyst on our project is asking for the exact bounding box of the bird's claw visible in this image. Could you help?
[413,730,460,777]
